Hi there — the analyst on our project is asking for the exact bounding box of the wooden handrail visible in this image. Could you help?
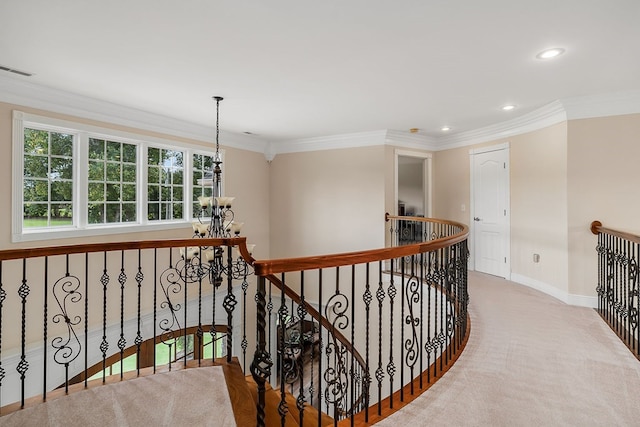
[590,220,640,244]
[253,218,468,276]
[0,237,249,261]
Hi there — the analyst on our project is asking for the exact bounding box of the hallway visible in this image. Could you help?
[378,271,640,426]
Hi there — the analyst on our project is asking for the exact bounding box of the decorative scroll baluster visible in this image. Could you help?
[84,254,89,387]
[52,254,82,393]
[404,255,420,396]
[241,274,249,371]
[296,272,307,426]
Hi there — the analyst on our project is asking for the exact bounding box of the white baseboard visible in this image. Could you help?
[510,273,597,308]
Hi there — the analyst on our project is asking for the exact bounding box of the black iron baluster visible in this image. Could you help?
[267,280,273,383]
[101,252,110,381]
[296,271,306,426]
[224,245,236,363]
[278,273,289,426]
[0,261,4,411]
[387,258,396,409]
[419,251,424,390]
[43,257,48,400]
[350,264,356,422]
[375,261,384,416]
[400,257,405,402]
[183,247,188,366]
[197,248,203,366]
[251,275,271,427]
[153,249,157,373]
[18,259,30,408]
[241,272,249,372]
[84,253,89,388]
[118,251,127,379]
[362,263,372,423]
[211,255,217,361]
[317,269,323,427]
[135,250,144,375]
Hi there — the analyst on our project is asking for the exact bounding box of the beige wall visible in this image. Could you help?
[269,145,386,259]
[567,113,640,297]
[434,123,570,297]
[0,102,270,256]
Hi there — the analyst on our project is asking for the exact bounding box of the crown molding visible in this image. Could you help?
[435,100,567,150]
[384,129,439,151]
[0,75,269,155]
[561,90,640,120]
[268,130,388,157]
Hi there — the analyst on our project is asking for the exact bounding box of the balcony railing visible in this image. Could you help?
[591,221,640,360]
[0,215,470,426]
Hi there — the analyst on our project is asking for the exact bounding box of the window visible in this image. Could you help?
[88,138,138,224]
[192,153,216,219]
[23,128,74,229]
[13,111,222,242]
[147,148,184,221]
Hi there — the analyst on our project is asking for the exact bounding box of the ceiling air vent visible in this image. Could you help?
[0,65,33,77]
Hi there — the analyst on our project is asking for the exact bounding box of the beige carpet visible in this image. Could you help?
[377,271,640,427]
[0,366,236,427]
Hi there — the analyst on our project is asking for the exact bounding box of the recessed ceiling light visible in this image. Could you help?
[502,105,516,111]
[536,48,565,60]
[441,126,451,132]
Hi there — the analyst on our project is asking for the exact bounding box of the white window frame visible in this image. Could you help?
[12,111,223,243]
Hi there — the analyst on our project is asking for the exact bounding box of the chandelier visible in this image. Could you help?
[182,96,254,287]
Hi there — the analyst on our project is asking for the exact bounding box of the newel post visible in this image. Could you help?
[250,275,272,427]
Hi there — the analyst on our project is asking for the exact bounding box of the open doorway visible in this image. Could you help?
[395,149,432,218]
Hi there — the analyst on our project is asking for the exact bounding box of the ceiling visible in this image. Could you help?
[1,0,639,144]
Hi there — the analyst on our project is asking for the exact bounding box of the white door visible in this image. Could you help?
[471,147,509,278]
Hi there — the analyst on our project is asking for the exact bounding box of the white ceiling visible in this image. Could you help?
[1,0,640,144]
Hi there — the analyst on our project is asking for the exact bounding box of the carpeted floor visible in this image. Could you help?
[377,271,640,427]
[0,366,236,427]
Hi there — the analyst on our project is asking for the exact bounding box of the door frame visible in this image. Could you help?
[395,149,433,217]
[468,142,510,278]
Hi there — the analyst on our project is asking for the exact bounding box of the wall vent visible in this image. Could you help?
[0,65,33,77]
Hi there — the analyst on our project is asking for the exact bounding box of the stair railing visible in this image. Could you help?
[0,237,250,414]
[591,221,640,360]
[251,215,469,426]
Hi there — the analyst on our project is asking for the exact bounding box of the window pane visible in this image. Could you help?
[24,155,48,178]
[23,203,48,227]
[88,161,104,181]
[51,157,73,180]
[88,182,104,202]
[51,181,72,202]
[121,184,136,202]
[148,147,160,165]
[172,203,183,220]
[122,164,136,182]
[172,186,183,201]
[50,133,73,156]
[51,203,73,225]
[122,203,136,222]
[148,203,159,220]
[106,204,120,223]
[89,138,105,160]
[106,162,121,181]
[106,141,121,161]
[148,167,159,184]
[106,183,120,201]
[148,185,159,201]
[173,170,183,185]
[24,128,49,155]
[88,203,104,224]
[122,144,136,163]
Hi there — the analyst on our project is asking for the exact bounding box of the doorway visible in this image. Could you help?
[395,150,432,218]
[469,144,510,278]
